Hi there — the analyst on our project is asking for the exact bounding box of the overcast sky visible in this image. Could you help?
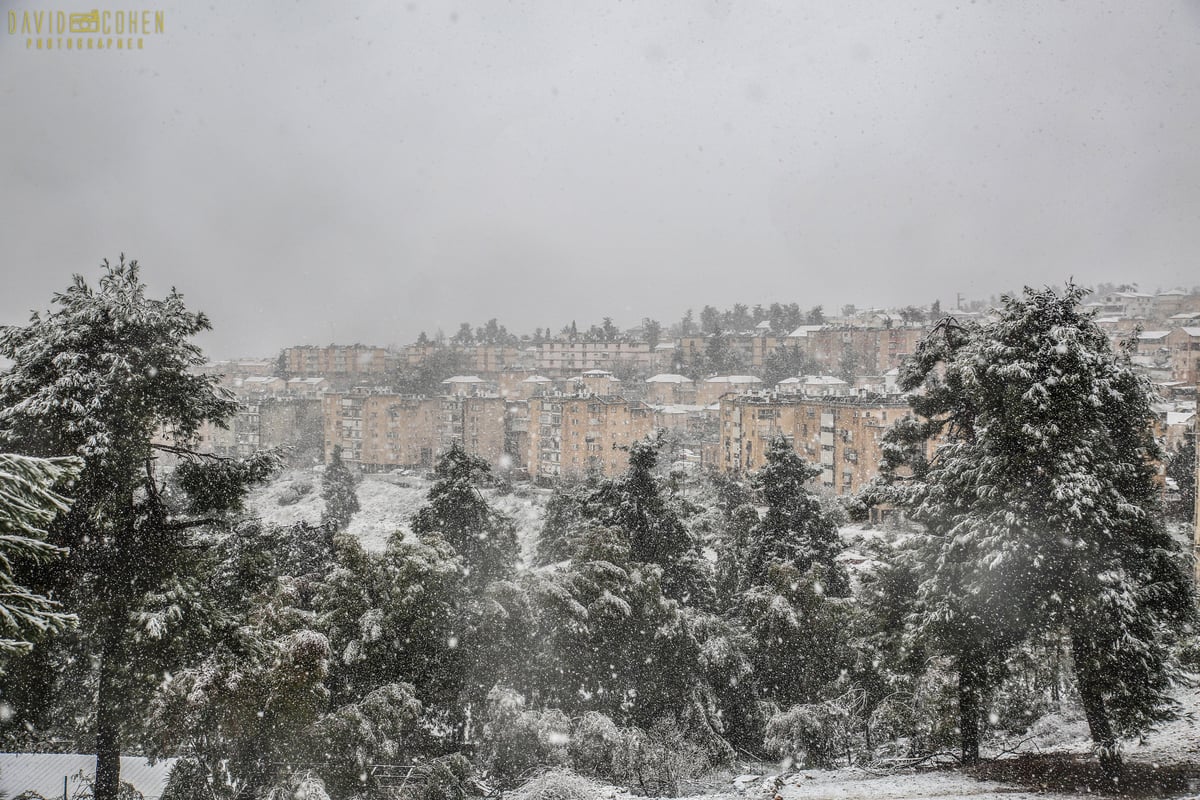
[3,0,1199,359]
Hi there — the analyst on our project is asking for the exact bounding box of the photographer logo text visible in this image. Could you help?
[8,9,165,50]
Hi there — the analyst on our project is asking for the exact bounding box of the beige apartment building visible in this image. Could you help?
[697,375,763,406]
[677,332,782,373]
[324,391,442,469]
[718,393,914,494]
[458,396,509,467]
[1167,328,1200,386]
[785,327,926,377]
[527,394,654,480]
[644,374,696,405]
[284,345,392,379]
[536,340,655,374]
[493,369,553,400]
[400,342,529,372]
[323,390,512,472]
[181,396,323,465]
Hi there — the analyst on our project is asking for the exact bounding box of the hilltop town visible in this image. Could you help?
[192,287,1200,506]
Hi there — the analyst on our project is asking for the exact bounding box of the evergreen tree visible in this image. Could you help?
[0,453,81,655]
[642,318,663,350]
[527,524,706,730]
[746,438,848,597]
[321,445,359,531]
[586,437,711,604]
[703,327,744,376]
[1165,437,1196,522]
[0,258,279,800]
[412,442,519,587]
[534,478,593,566]
[880,286,1195,778]
[735,438,853,710]
[763,345,815,388]
[838,342,861,383]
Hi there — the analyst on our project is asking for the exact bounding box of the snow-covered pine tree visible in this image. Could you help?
[533,477,593,566]
[1165,437,1196,522]
[0,258,279,800]
[412,441,518,587]
[585,436,712,605]
[0,453,81,654]
[321,445,359,531]
[880,284,1195,778]
[746,437,848,597]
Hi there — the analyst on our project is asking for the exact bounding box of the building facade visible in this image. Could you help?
[527,394,654,480]
[718,393,914,494]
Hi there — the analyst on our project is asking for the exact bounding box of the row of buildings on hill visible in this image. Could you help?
[192,289,1199,498]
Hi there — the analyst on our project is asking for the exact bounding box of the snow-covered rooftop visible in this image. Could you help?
[1166,411,1196,427]
[777,374,848,387]
[705,375,762,384]
[442,375,485,383]
[521,375,553,383]
[646,373,693,384]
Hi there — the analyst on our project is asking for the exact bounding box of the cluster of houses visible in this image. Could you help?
[188,291,1198,504]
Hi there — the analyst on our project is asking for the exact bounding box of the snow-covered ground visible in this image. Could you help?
[715,768,1097,799]
[243,470,549,558]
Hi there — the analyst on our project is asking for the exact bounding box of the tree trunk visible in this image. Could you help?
[94,622,125,800]
[958,653,983,767]
[1073,636,1123,786]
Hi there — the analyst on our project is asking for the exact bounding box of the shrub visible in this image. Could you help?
[507,769,607,800]
[765,693,864,769]
[160,758,209,800]
[277,480,314,506]
[569,712,622,778]
[413,754,478,800]
[481,688,570,787]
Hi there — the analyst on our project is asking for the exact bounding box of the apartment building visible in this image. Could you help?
[441,375,492,396]
[323,389,514,472]
[568,369,624,396]
[644,373,696,405]
[284,345,391,379]
[527,394,654,480]
[788,327,926,377]
[493,369,551,400]
[400,342,529,373]
[536,340,655,374]
[1167,328,1200,386]
[183,396,323,465]
[775,375,852,396]
[697,375,763,406]
[718,393,913,494]
[323,391,442,470]
[676,333,782,372]
[458,395,509,466]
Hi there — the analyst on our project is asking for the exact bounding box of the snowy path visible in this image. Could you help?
[668,768,1166,800]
